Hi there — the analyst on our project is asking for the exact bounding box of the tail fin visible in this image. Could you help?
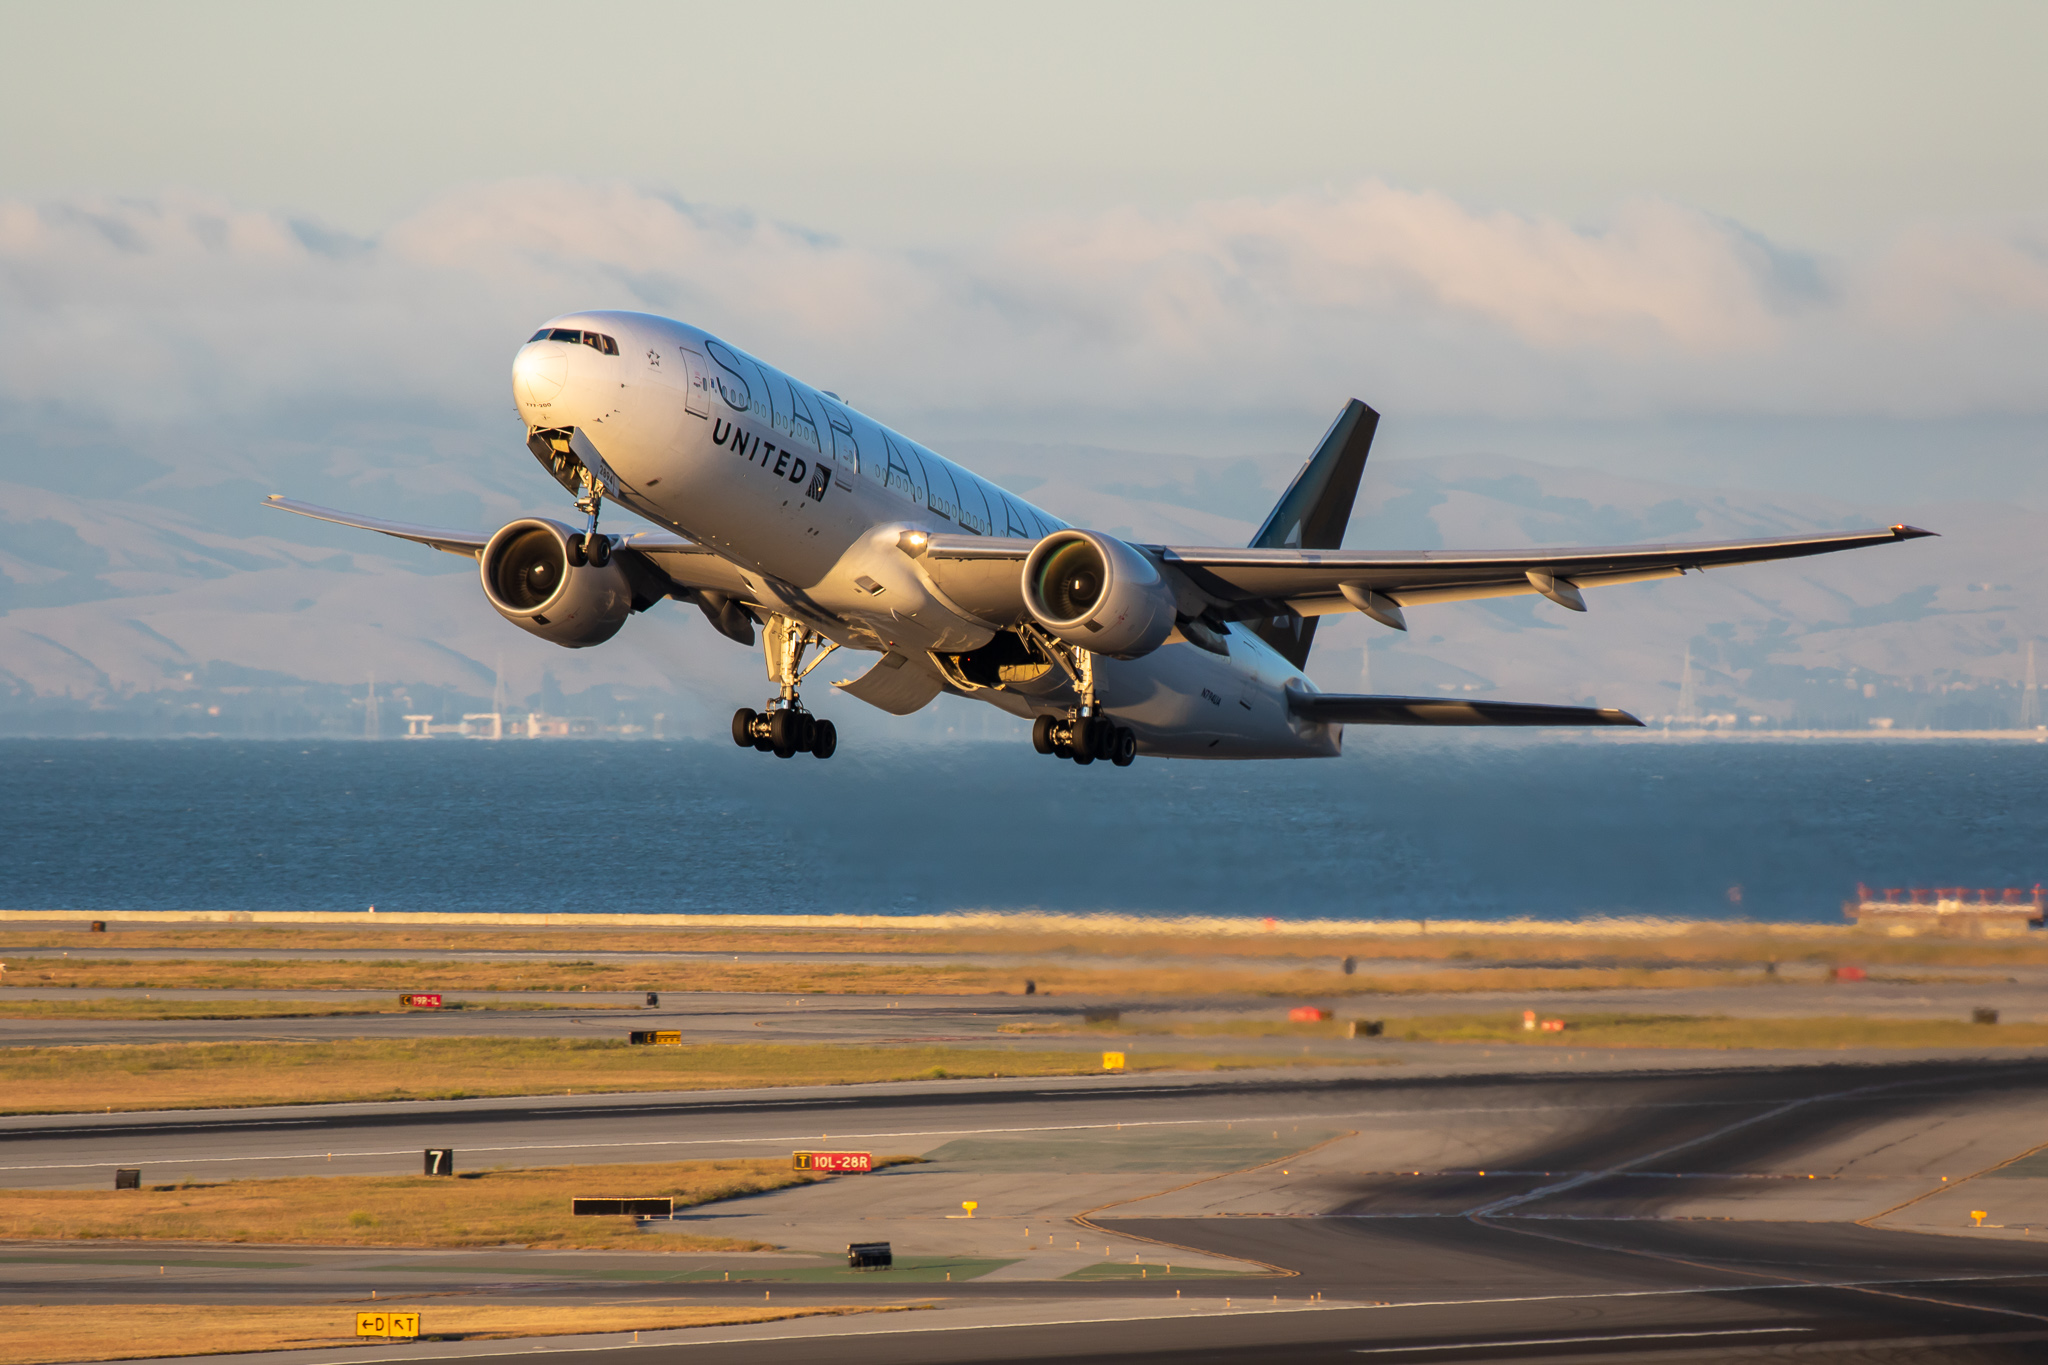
[1245,399,1379,668]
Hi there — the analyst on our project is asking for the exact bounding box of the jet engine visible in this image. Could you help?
[1020,529,1176,659]
[479,518,632,648]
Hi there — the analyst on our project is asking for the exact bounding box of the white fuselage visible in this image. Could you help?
[511,310,1339,759]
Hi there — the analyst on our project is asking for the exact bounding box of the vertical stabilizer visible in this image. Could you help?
[1245,399,1380,668]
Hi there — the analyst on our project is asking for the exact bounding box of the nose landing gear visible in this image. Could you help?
[732,613,840,760]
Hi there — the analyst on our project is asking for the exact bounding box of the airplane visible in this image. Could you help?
[266,310,1934,765]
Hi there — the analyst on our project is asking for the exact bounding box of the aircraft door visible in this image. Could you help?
[675,346,712,418]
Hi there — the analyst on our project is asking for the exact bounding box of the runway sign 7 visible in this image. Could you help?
[356,1312,419,1339]
[793,1151,873,1173]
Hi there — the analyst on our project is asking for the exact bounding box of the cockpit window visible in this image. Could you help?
[531,327,619,355]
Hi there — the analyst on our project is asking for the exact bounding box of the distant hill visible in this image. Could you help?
[0,439,2037,738]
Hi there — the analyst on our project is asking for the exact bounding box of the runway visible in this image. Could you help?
[9,1058,2048,1361]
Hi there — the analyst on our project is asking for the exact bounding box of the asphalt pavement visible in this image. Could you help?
[8,1059,2048,1361]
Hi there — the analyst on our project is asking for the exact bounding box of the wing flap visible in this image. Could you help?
[1293,692,1644,728]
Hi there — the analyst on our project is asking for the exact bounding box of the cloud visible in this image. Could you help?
[1,179,2045,472]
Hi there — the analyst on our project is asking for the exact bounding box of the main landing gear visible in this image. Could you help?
[1020,631,1135,766]
[1033,712,1136,766]
[732,614,838,760]
[733,705,834,759]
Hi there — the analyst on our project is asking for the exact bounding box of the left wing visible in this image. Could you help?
[917,523,1936,630]
[1290,693,1642,727]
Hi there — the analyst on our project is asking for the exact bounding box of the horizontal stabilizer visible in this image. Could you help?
[1291,692,1643,728]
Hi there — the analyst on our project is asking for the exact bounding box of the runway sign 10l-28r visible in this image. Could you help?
[793,1151,873,1173]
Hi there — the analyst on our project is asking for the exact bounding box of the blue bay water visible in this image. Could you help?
[2,736,2041,923]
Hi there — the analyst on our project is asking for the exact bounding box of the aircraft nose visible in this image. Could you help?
[513,341,568,407]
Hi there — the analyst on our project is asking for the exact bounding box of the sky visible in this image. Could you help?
[1,0,2045,513]
[8,1,2045,249]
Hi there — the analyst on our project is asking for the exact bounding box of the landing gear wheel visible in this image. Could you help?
[752,729,774,752]
[565,532,587,568]
[731,708,758,748]
[587,535,612,568]
[810,719,837,759]
[1112,727,1137,766]
[1071,718,1100,762]
[770,710,802,758]
[1032,716,1057,755]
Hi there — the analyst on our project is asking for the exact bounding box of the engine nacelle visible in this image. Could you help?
[480,518,632,648]
[1020,529,1176,659]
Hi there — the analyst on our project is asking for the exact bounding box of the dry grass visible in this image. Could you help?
[0,998,636,1021]
[0,1301,909,1364]
[1022,1012,2048,1050]
[0,1038,1356,1115]
[0,1157,916,1250]
[6,920,2046,966]
[0,956,1932,1002]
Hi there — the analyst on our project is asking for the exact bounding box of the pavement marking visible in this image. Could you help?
[1351,1325,1812,1353]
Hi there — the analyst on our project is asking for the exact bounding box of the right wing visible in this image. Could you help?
[1290,692,1643,727]
[262,495,762,642]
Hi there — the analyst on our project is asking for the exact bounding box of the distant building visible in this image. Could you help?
[1846,884,2044,937]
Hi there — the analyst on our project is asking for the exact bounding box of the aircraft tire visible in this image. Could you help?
[771,710,802,755]
[811,719,837,759]
[565,532,587,568]
[588,535,612,568]
[1031,715,1057,754]
[1071,718,1099,762]
[731,708,757,747]
[1112,727,1136,766]
[1072,751,1094,766]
